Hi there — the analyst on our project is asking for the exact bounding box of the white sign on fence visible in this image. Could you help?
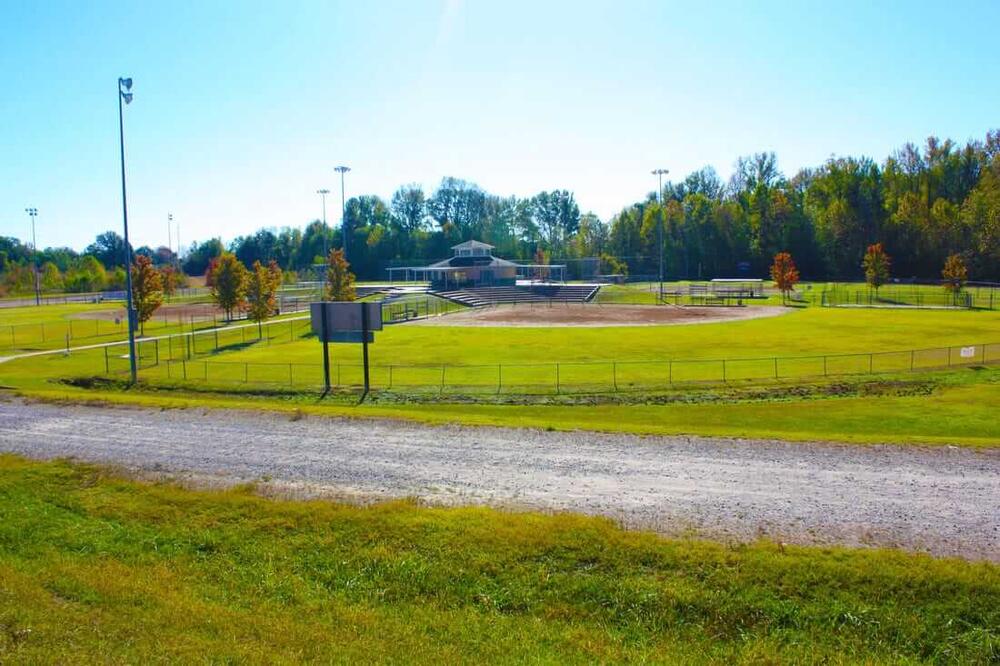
[959,346,976,359]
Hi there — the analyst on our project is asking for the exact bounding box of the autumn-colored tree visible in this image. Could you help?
[769,252,800,304]
[159,265,180,299]
[941,253,968,296]
[862,243,891,295]
[325,249,356,301]
[208,252,249,320]
[246,260,283,338]
[130,255,164,335]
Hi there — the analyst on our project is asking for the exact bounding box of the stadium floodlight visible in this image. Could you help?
[24,208,40,306]
[118,76,138,384]
[317,188,331,258]
[334,166,351,260]
[651,168,669,300]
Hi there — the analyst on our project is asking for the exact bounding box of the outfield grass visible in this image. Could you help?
[194,306,1000,366]
[0,455,996,663]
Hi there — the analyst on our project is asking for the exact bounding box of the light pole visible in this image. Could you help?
[651,168,669,301]
[24,207,40,306]
[167,212,173,259]
[118,76,138,385]
[316,188,330,258]
[334,166,351,261]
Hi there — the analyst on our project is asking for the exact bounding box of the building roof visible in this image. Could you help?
[429,255,519,269]
[451,240,494,251]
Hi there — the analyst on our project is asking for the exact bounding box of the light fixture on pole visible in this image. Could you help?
[118,76,138,385]
[316,188,330,259]
[24,207,40,306]
[334,166,351,261]
[167,212,173,259]
[651,168,669,301]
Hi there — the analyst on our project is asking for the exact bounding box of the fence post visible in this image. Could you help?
[440,365,446,394]
[612,362,617,391]
[668,360,673,384]
[497,364,502,394]
[289,363,293,386]
[555,363,560,394]
[722,359,726,383]
[154,339,159,366]
[104,346,109,374]
[182,358,187,380]
[388,365,393,389]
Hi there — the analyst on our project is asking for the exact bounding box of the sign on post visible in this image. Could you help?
[310,302,382,397]
[310,302,383,340]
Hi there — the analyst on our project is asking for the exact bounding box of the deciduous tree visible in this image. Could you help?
[246,260,283,338]
[325,249,356,301]
[208,252,249,320]
[130,255,164,335]
[862,243,891,295]
[941,253,968,296]
[769,252,800,304]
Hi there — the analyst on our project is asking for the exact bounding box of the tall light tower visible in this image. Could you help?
[651,168,669,301]
[316,188,330,258]
[167,212,173,258]
[24,207,40,306]
[334,165,351,261]
[118,76,138,385]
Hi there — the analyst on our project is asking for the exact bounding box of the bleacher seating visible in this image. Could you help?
[432,285,600,307]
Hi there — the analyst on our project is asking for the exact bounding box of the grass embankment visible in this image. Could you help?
[0,456,996,662]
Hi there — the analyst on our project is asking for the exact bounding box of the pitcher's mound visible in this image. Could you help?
[413,304,788,327]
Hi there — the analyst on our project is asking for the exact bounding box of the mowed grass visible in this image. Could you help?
[0,455,996,663]
[216,306,1000,366]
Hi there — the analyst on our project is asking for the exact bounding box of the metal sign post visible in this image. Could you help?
[311,301,382,400]
[361,304,371,398]
[320,305,331,393]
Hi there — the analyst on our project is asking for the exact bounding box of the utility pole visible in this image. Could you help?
[167,212,173,259]
[118,76,138,384]
[317,188,330,258]
[334,166,351,261]
[24,207,40,306]
[651,168,669,302]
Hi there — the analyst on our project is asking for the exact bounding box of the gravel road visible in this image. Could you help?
[1,399,997,561]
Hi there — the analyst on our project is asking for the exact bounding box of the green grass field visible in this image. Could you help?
[0,455,996,663]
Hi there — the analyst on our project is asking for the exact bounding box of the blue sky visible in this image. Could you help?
[2,0,998,252]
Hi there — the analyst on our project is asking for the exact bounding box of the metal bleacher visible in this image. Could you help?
[432,284,600,307]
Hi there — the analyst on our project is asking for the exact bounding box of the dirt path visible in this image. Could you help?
[0,400,996,561]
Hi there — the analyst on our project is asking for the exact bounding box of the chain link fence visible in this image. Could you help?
[95,340,1000,395]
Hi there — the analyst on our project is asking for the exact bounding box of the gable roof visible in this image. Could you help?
[451,240,494,251]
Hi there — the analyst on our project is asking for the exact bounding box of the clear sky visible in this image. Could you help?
[2,0,998,252]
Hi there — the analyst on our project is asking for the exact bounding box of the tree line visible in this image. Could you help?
[3,130,997,295]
